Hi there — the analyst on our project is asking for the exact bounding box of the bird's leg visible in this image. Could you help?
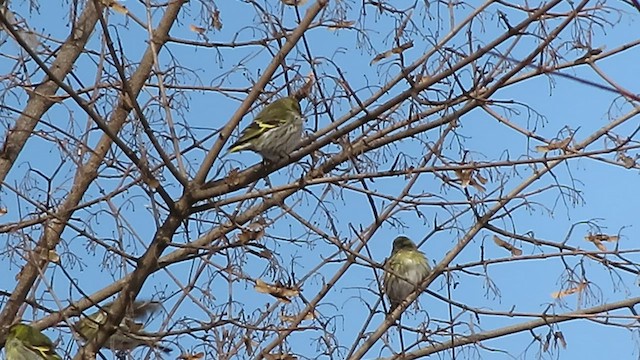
[263,173,273,188]
[397,315,406,355]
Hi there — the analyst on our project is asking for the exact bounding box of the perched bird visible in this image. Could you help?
[383,236,431,312]
[227,96,304,162]
[74,300,171,353]
[5,323,62,360]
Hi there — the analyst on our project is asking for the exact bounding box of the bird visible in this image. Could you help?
[5,323,62,360]
[227,96,304,162]
[383,236,432,312]
[74,300,171,353]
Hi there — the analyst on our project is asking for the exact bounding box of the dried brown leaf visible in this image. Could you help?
[617,152,636,168]
[265,354,298,360]
[178,352,205,360]
[371,41,413,64]
[585,233,611,242]
[189,24,206,34]
[244,335,255,354]
[475,172,488,185]
[327,20,355,31]
[100,0,128,14]
[415,74,430,86]
[555,331,567,349]
[337,78,353,96]
[37,248,60,263]
[551,282,587,299]
[140,168,159,190]
[535,138,571,153]
[585,233,618,251]
[257,249,273,259]
[24,88,66,103]
[294,73,315,100]
[470,179,486,193]
[255,279,300,302]
[592,238,607,252]
[493,235,522,256]
[279,310,316,323]
[211,9,223,30]
[455,168,486,192]
[543,335,550,352]
[225,168,241,186]
[282,0,308,5]
[46,249,60,263]
[455,169,472,187]
[238,221,265,244]
[246,246,273,259]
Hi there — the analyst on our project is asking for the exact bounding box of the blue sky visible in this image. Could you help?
[1,1,639,359]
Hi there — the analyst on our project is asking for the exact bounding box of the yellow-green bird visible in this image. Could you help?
[74,300,171,353]
[383,236,432,312]
[227,96,304,162]
[5,323,62,360]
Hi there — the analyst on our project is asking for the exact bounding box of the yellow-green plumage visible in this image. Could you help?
[74,300,171,353]
[5,324,62,360]
[383,236,431,312]
[227,96,303,162]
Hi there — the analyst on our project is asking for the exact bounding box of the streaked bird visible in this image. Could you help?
[383,236,431,312]
[5,323,62,360]
[74,300,171,353]
[227,96,304,162]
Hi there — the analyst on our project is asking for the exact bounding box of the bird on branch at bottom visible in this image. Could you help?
[383,236,432,313]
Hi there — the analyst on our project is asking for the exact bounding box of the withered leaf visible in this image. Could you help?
[99,0,128,14]
[574,47,604,63]
[455,169,472,187]
[586,233,620,242]
[178,352,205,360]
[38,249,60,263]
[475,172,488,185]
[279,310,316,323]
[555,331,567,349]
[244,335,256,354]
[551,282,587,299]
[225,168,241,186]
[371,41,413,64]
[189,24,206,35]
[535,137,571,153]
[258,249,273,259]
[24,88,67,103]
[255,279,300,303]
[543,334,550,352]
[493,235,522,256]
[585,233,618,252]
[47,249,60,263]
[470,180,486,193]
[294,73,315,100]
[327,20,355,31]
[454,168,486,192]
[281,0,308,5]
[238,224,265,244]
[264,354,298,360]
[617,152,636,168]
[211,9,223,30]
